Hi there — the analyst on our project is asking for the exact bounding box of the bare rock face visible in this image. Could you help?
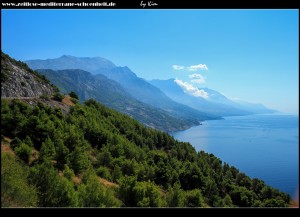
[1,52,55,98]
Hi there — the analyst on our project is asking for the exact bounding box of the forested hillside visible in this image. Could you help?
[1,98,291,207]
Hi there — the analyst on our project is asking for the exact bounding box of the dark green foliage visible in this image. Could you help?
[118,176,137,207]
[10,137,22,149]
[78,169,121,207]
[63,165,75,181]
[15,143,32,163]
[29,161,78,207]
[69,91,79,100]
[118,175,166,207]
[1,98,292,207]
[55,140,70,170]
[185,189,207,207]
[40,94,50,101]
[96,166,112,181]
[70,98,79,104]
[14,143,32,163]
[1,153,38,207]
[69,146,90,174]
[23,135,34,147]
[53,92,64,102]
[263,198,288,207]
[133,180,166,207]
[166,182,186,207]
[39,138,56,160]
[112,165,122,182]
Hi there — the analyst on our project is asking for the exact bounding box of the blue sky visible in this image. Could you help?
[2,10,299,114]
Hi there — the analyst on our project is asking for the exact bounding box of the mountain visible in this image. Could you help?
[149,79,251,116]
[36,69,198,132]
[27,55,220,122]
[232,99,277,114]
[200,88,276,113]
[26,55,116,74]
[95,66,219,121]
[1,52,55,97]
[150,79,275,116]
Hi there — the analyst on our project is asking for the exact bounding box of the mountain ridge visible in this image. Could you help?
[150,79,275,116]
[26,55,220,123]
[36,68,199,132]
[26,55,116,74]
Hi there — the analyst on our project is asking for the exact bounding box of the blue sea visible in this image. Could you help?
[172,113,299,198]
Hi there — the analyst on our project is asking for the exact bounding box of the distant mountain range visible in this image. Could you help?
[26,55,275,132]
[150,79,275,116]
[36,69,200,132]
[26,55,116,74]
[27,56,219,122]
[93,66,218,122]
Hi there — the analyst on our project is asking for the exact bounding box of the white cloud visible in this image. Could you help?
[188,64,208,71]
[174,78,208,99]
[189,73,206,84]
[172,65,185,70]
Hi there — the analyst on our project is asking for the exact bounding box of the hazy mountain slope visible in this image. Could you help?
[26,55,116,74]
[27,55,220,122]
[95,66,220,121]
[150,79,275,116]
[37,69,197,132]
[149,79,251,116]
[232,99,277,114]
[200,88,275,113]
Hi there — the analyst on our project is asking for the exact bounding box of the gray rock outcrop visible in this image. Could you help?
[1,52,54,98]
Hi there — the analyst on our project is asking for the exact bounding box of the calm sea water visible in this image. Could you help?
[172,113,299,197]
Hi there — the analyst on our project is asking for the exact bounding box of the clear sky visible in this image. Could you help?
[2,9,299,114]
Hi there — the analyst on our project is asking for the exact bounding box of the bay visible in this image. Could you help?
[171,113,299,198]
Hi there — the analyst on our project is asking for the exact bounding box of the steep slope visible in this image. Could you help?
[26,56,220,122]
[37,69,197,132]
[95,66,220,121]
[1,52,56,97]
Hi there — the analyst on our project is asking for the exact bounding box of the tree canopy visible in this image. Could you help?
[1,98,291,207]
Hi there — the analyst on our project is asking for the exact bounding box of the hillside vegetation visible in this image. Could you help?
[1,97,291,207]
[1,52,291,207]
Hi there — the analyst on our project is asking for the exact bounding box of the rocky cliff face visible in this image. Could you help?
[1,52,55,98]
